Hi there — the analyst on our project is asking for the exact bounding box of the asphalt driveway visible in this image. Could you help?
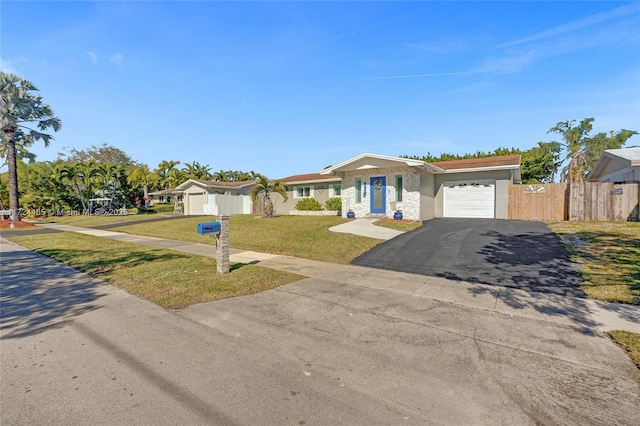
[352,218,585,297]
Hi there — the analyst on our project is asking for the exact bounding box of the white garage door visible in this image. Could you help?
[186,193,206,215]
[444,183,495,218]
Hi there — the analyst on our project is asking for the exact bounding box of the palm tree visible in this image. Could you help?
[249,176,288,218]
[156,160,181,189]
[59,161,100,211]
[182,161,211,180]
[548,118,638,182]
[212,169,230,182]
[127,164,158,204]
[167,168,188,187]
[1,72,61,227]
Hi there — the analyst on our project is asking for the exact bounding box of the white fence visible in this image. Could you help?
[203,194,252,215]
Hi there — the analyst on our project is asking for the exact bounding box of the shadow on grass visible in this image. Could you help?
[36,248,189,278]
[1,245,106,339]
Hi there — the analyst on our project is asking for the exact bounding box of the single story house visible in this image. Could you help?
[587,147,640,183]
[321,153,521,220]
[272,173,342,214]
[147,188,183,206]
[175,179,256,215]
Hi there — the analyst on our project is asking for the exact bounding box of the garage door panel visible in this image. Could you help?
[187,193,206,215]
[444,183,495,218]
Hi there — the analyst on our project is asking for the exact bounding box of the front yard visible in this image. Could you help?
[547,221,640,305]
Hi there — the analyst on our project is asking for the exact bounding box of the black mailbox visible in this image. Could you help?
[197,221,221,235]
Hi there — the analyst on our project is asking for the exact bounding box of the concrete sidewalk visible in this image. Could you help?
[328,218,404,240]
[27,221,640,334]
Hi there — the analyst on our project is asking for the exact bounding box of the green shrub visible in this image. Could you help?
[324,197,342,211]
[295,198,323,211]
[136,206,155,214]
[153,204,178,213]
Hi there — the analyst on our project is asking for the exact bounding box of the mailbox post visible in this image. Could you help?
[196,216,230,274]
[216,216,230,274]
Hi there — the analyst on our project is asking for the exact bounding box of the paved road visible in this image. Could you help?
[353,218,585,296]
[2,237,640,425]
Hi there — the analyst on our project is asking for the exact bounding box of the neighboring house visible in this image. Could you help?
[587,147,640,183]
[321,153,521,220]
[147,188,183,206]
[175,179,256,215]
[272,173,342,214]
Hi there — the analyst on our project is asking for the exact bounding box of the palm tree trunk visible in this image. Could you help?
[3,124,19,228]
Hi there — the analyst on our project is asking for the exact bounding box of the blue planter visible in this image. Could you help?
[346,211,355,219]
[393,212,403,220]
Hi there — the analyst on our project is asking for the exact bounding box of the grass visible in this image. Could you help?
[608,331,640,370]
[111,214,383,264]
[32,213,164,227]
[9,233,303,309]
[547,221,640,305]
[374,218,422,232]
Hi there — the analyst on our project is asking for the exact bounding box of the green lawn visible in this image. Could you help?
[32,212,164,226]
[9,233,303,309]
[608,331,640,370]
[547,221,640,305]
[110,214,383,264]
[374,218,422,232]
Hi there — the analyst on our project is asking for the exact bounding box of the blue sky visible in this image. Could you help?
[2,1,639,179]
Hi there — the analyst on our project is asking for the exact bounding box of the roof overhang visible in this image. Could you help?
[588,148,640,181]
[175,179,255,191]
[321,153,442,175]
[286,177,340,185]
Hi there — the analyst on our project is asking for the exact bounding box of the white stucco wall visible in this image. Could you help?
[341,166,421,220]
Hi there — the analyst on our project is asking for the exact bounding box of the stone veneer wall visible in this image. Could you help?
[342,166,421,220]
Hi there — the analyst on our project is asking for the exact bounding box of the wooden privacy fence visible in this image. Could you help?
[509,182,639,221]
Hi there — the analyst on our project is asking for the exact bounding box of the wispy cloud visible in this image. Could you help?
[405,38,468,54]
[500,3,639,48]
[110,52,124,68]
[86,51,98,65]
[0,57,27,75]
[213,9,424,80]
[356,70,491,82]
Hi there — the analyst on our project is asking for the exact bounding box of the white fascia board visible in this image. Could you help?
[286,178,341,185]
[436,165,520,174]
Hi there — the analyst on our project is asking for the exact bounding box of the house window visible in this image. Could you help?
[355,178,362,203]
[296,186,312,198]
[395,175,403,202]
[178,195,183,202]
[330,184,341,197]
[159,195,165,203]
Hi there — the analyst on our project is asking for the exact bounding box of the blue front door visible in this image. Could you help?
[370,176,386,214]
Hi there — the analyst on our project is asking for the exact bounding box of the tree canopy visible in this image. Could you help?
[402,118,637,184]
[57,142,138,166]
[546,118,638,182]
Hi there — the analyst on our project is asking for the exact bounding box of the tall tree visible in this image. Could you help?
[156,160,181,189]
[249,176,288,218]
[520,141,562,184]
[547,118,637,182]
[57,142,138,166]
[127,164,158,202]
[0,72,61,226]
[182,161,211,180]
